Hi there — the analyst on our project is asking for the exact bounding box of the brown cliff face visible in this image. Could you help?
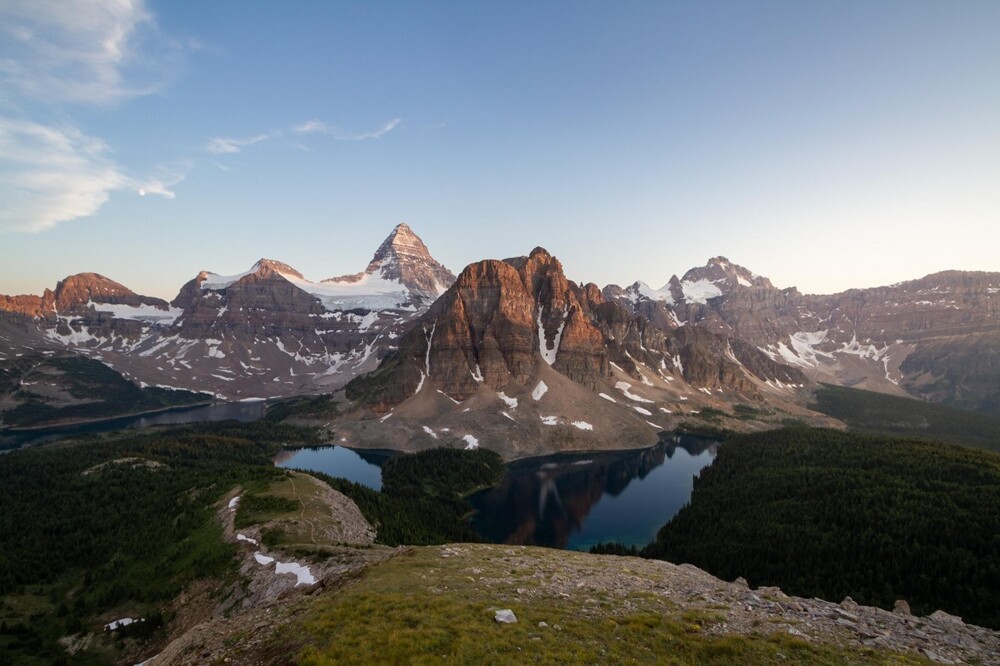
[0,273,169,319]
[52,273,169,312]
[348,248,798,410]
[0,292,52,319]
[349,248,613,407]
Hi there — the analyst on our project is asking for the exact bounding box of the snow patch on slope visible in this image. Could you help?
[537,307,566,365]
[680,279,723,304]
[532,380,548,401]
[615,381,654,403]
[497,392,518,409]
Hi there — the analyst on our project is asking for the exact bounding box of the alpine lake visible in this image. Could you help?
[2,401,716,550]
[277,434,718,550]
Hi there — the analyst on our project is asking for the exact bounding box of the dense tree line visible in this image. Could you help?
[641,428,1000,629]
[0,425,506,663]
[810,384,1000,451]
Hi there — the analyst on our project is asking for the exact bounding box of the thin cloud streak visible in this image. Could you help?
[291,117,402,141]
[0,117,180,233]
[205,134,271,155]
[206,118,402,158]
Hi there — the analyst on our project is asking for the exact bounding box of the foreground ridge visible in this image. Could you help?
[154,543,1000,665]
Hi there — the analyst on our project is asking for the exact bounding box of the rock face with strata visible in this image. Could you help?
[349,248,805,410]
[609,257,1000,414]
[0,273,170,321]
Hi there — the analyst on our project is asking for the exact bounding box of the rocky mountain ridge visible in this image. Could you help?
[606,257,1000,415]
[2,234,997,423]
[0,224,456,401]
[336,248,817,459]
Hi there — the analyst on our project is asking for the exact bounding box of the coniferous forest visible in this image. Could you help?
[0,421,505,664]
[641,428,1000,630]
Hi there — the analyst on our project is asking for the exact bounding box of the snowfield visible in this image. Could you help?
[200,260,416,311]
[680,279,722,304]
[87,300,183,325]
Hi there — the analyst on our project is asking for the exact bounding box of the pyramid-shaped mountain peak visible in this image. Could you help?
[370,222,433,266]
[320,224,456,302]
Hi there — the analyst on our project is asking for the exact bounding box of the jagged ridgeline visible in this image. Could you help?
[346,247,803,409]
[0,224,457,405]
[3,224,1000,418]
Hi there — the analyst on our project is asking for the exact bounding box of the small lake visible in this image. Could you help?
[275,446,394,491]
[0,401,268,451]
[278,435,717,551]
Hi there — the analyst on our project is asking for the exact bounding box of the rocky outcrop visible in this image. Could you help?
[0,292,52,319]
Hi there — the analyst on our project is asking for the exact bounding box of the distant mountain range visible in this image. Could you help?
[2,224,998,442]
[0,223,453,404]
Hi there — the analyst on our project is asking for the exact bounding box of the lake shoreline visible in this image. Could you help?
[0,401,218,433]
[278,436,719,551]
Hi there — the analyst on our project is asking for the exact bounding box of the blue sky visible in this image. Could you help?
[1,0,998,299]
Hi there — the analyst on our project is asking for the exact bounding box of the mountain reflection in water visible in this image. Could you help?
[469,435,718,550]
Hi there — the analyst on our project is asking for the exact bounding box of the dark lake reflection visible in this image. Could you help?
[469,435,718,550]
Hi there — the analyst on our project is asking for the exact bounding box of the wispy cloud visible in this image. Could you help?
[0,117,178,232]
[205,134,271,155]
[292,117,402,141]
[0,1,192,232]
[0,0,158,107]
[206,118,402,159]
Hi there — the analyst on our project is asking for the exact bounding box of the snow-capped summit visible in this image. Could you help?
[324,223,456,304]
[186,225,456,313]
[196,258,306,291]
[664,256,773,304]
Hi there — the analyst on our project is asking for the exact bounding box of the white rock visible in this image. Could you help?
[495,609,517,624]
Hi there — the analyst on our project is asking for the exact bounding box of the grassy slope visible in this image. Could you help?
[296,545,933,666]
[810,384,1000,451]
